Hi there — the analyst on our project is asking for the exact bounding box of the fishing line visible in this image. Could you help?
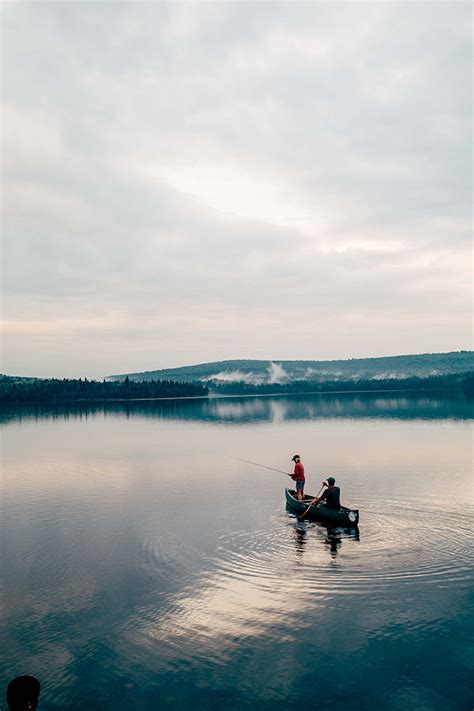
[230,456,293,477]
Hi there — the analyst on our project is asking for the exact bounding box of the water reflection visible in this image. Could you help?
[288,511,361,561]
[0,391,472,428]
[293,524,307,557]
[324,527,360,558]
[325,531,342,558]
[1,395,473,710]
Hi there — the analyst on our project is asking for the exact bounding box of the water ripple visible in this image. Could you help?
[209,498,474,598]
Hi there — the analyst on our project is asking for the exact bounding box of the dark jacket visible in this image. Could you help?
[320,485,341,509]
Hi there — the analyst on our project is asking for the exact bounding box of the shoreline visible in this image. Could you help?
[0,385,469,407]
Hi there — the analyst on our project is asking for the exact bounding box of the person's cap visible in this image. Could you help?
[6,676,41,710]
[291,454,301,461]
[327,476,336,485]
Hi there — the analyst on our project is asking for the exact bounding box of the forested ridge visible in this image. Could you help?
[108,351,474,383]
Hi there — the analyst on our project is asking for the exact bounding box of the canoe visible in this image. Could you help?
[285,488,359,527]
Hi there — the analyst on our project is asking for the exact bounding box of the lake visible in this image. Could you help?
[1,393,473,710]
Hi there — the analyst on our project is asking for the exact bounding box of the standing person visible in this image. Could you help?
[291,454,305,501]
[315,476,341,509]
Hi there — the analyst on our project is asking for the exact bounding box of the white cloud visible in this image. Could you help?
[139,159,330,236]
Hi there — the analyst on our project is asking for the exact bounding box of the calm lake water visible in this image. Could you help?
[1,393,473,711]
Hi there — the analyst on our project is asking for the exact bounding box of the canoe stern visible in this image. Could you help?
[285,488,359,527]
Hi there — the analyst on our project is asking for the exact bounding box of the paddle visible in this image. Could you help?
[230,457,293,478]
[299,483,326,518]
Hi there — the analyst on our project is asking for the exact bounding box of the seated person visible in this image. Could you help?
[315,476,341,509]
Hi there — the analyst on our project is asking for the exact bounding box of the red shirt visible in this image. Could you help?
[293,462,305,481]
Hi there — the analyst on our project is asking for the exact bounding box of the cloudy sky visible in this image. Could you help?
[2,2,472,378]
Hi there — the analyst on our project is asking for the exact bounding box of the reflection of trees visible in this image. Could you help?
[0,392,471,428]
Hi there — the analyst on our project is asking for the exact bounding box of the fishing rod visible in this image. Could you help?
[230,457,293,478]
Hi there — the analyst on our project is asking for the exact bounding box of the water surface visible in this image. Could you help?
[1,393,473,710]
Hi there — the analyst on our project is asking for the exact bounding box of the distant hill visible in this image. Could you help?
[107,351,474,386]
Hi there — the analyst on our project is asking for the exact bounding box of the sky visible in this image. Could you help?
[1,1,472,379]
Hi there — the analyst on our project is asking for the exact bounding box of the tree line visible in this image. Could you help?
[0,376,208,404]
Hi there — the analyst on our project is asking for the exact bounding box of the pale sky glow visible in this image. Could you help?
[1,1,472,378]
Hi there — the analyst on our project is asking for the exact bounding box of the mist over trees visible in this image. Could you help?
[206,372,474,397]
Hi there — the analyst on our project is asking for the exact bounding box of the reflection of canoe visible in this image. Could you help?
[285,488,359,527]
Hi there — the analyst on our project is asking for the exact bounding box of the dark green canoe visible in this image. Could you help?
[285,488,359,527]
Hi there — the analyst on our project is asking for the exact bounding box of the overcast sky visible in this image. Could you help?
[2,2,472,378]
